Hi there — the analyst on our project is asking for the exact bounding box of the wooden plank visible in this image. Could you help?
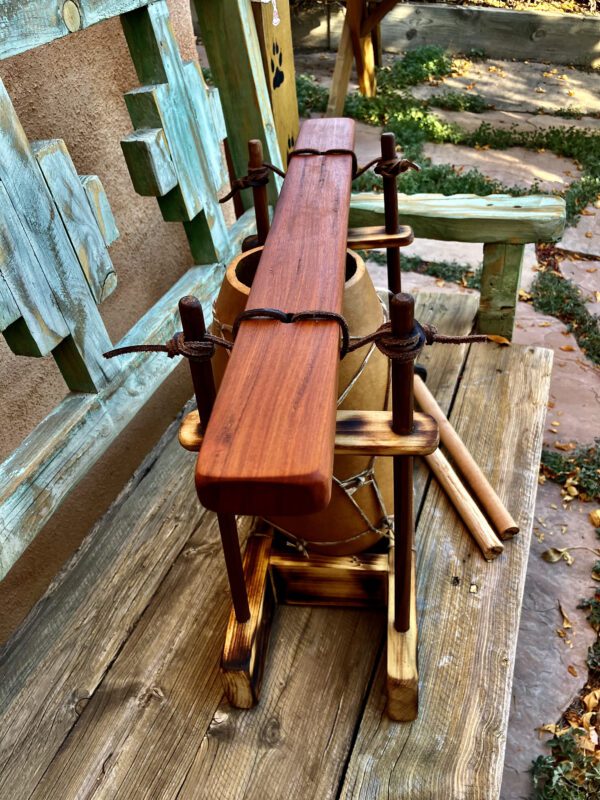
[347,224,413,249]
[295,3,600,68]
[387,554,418,721]
[349,192,566,244]
[197,118,355,516]
[340,344,553,800]
[0,182,68,357]
[0,209,257,580]
[0,270,20,331]
[120,128,178,197]
[33,139,118,303]
[0,0,157,60]
[0,427,218,800]
[326,12,354,118]
[121,2,230,260]
[252,0,300,163]
[194,0,283,209]
[477,242,525,339]
[80,175,119,247]
[0,79,115,391]
[347,0,376,97]
[0,292,478,800]
[221,530,276,709]
[270,549,388,608]
[179,408,438,455]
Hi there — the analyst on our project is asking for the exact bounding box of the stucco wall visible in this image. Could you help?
[0,1,203,643]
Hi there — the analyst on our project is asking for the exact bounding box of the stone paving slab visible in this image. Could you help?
[434,107,600,133]
[412,58,600,116]
[423,141,581,192]
[560,205,600,257]
[500,480,599,800]
[560,256,600,315]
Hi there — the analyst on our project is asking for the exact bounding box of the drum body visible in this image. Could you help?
[211,247,393,555]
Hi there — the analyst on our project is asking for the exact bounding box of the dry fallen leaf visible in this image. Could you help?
[560,345,576,352]
[518,289,532,302]
[487,334,510,345]
[559,602,572,629]
[555,441,577,451]
[585,231,594,239]
[542,547,574,565]
[583,688,600,712]
[568,664,578,678]
[590,509,600,528]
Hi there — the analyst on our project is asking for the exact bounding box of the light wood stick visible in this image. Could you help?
[415,375,519,539]
[387,549,418,721]
[424,449,504,561]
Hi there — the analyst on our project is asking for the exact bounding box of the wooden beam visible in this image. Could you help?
[180,409,438,456]
[349,192,566,244]
[386,551,418,721]
[346,0,376,97]
[477,242,526,339]
[221,530,276,709]
[326,13,354,118]
[252,0,299,164]
[347,224,413,250]
[120,128,178,197]
[361,0,398,37]
[270,549,388,608]
[0,210,257,581]
[194,0,283,209]
[196,118,355,516]
[0,0,158,60]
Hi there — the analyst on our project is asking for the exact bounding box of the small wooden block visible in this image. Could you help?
[221,530,276,709]
[347,225,413,250]
[120,128,178,197]
[270,549,387,608]
[387,549,418,721]
[180,409,438,456]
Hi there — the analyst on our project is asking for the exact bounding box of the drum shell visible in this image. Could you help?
[211,247,393,556]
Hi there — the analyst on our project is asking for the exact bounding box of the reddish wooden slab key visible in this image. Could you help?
[196,118,355,515]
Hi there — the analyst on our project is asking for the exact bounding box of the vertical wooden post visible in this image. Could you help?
[477,242,525,340]
[381,131,402,295]
[249,139,270,247]
[390,294,414,632]
[326,14,353,118]
[178,296,250,623]
[346,0,376,98]
[387,293,419,721]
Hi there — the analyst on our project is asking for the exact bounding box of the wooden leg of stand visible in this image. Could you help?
[387,548,418,721]
[221,530,276,709]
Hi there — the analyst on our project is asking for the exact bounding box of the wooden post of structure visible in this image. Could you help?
[178,296,250,623]
[387,292,419,721]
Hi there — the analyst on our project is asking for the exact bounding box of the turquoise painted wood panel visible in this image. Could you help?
[33,139,117,303]
[121,1,231,261]
[120,128,178,197]
[0,207,257,580]
[0,0,158,60]
[80,175,120,247]
[0,269,21,332]
[0,182,69,357]
[0,79,116,391]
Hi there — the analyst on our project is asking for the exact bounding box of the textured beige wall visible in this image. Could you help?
[0,1,203,643]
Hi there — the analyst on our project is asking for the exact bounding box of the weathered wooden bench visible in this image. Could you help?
[0,292,553,799]
[0,1,564,798]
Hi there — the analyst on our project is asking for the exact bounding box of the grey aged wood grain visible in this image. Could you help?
[339,344,553,800]
[0,293,552,799]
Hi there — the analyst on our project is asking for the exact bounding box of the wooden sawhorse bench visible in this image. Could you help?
[0,291,552,800]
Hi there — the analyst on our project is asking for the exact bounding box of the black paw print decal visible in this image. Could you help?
[270,41,284,90]
[287,134,295,153]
